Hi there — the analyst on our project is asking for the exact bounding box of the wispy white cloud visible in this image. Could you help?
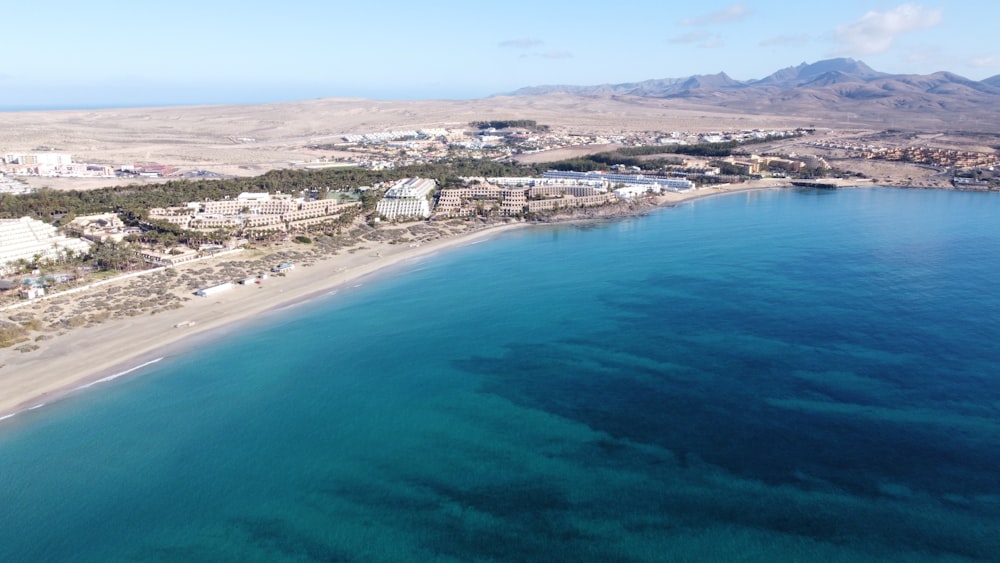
[759,34,809,48]
[832,3,942,56]
[499,38,543,49]
[520,51,573,60]
[670,31,709,43]
[500,38,571,60]
[970,56,1000,69]
[669,31,722,48]
[680,4,751,26]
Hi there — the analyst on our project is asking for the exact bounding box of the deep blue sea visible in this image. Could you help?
[2,187,999,562]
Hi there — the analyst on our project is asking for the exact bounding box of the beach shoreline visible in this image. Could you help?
[0,220,530,423]
[0,181,818,424]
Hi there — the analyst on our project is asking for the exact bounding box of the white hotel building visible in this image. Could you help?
[0,217,92,274]
[376,177,437,220]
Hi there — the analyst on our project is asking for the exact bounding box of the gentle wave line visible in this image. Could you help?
[73,357,164,391]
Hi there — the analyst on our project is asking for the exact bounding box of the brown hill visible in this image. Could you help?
[508,58,1000,131]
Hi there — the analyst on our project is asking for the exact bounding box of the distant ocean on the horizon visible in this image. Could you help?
[0,103,184,113]
[0,102,235,113]
[1,187,999,562]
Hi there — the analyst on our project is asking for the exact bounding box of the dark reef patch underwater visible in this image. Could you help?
[1,187,999,561]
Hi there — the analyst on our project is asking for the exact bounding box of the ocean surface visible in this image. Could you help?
[1,187,999,562]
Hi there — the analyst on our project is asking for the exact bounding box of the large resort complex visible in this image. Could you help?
[148,192,361,236]
[435,178,615,217]
[435,171,694,218]
[0,165,701,298]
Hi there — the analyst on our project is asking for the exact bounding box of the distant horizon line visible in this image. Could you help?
[4,56,999,113]
[0,98,368,113]
[0,93,485,114]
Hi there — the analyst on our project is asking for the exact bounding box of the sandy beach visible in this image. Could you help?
[0,220,527,420]
[0,182,800,423]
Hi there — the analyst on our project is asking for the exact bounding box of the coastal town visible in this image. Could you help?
[5,0,1000,553]
[1,168,694,300]
[3,118,1000,308]
[6,123,999,191]
[1,126,797,184]
[2,116,999,419]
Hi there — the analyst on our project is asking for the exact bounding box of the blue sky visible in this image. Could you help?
[2,1,997,108]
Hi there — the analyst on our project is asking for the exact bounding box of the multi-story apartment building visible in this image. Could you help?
[435,179,617,217]
[149,194,361,234]
[525,193,616,212]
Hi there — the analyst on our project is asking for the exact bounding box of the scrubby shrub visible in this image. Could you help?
[0,322,29,348]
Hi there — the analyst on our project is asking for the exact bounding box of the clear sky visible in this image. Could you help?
[2,1,997,108]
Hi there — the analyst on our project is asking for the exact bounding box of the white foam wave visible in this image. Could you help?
[273,301,305,313]
[74,357,164,391]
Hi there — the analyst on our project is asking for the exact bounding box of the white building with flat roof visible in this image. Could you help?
[4,153,73,166]
[383,177,436,199]
[376,177,436,220]
[237,192,271,202]
[543,170,694,191]
[0,216,92,274]
[614,185,660,199]
[195,282,234,297]
[0,174,34,194]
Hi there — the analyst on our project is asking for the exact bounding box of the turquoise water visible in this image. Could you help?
[2,187,999,561]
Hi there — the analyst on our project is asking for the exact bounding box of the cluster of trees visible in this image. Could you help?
[0,159,538,225]
[544,133,805,174]
[613,133,802,159]
[617,142,739,158]
[126,218,232,248]
[2,238,146,279]
[546,154,687,173]
[470,120,549,132]
[543,143,741,173]
[91,240,143,272]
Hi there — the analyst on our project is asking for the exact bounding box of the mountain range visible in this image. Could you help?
[506,58,1000,129]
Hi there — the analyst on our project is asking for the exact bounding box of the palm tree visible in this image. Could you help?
[93,240,140,272]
